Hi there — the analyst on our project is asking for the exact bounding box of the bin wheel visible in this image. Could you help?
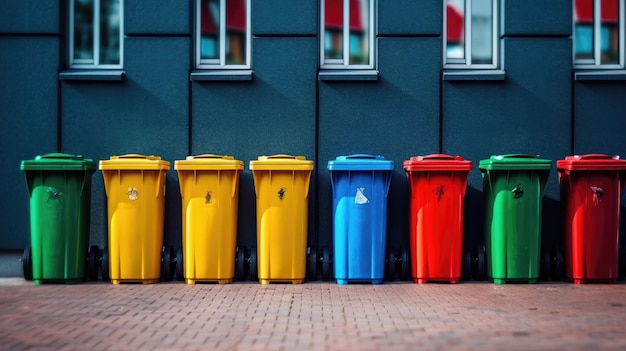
[237,247,246,281]
[322,248,331,281]
[22,245,33,281]
[308,249,317,281]
[175,246,184,281]
[551,247,564,281]
[474,245,486,281]
[462,250,472,281]
[161,246,174,282]
[101,247,109,281]
[400,248,410,281]
[87,245,100,281]
[540,249,551,281]
[248,247,258,282]
[387,250,397,281]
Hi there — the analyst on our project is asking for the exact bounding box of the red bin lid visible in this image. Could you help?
[557,154,626,171]
[403,154,472,171]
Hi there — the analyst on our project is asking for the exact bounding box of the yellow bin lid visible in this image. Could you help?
[99,154,171,171]
[175,154,244,171]
[249,154,314,171]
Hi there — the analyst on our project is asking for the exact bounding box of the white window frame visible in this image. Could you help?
[443,0,499,69]
[69,0,124,69]
[574,0,625,69]
[196,0,251,69]
[320,0,376,69]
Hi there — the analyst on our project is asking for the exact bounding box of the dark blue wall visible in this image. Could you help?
[1,1,625,277]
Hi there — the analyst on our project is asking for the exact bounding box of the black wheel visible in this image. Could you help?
[400,248,410,281]
[87,245,100,281]
[237,247,246,281]
[101,247,109,281]
[22,245,32,281]
[175,246,184,281]
[248,247,258,282]
[387,250,397,281]
[474,245,486,281]
[551,247,564,281]
[161,246,173,282]
[462,250,472,281]
[540,249,551,281]
[322,248,331,281]
[308,248,317,281]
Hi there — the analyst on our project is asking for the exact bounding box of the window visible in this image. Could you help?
[196,0,250,69]
[321,0,375,69]
[70,0,123,69]
[444,0,499,69]
[574,0,624,69]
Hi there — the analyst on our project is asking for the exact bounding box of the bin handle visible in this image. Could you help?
[188,154,233,160]
[40,153,82,160]
[344,154,379,159]
[575,153,617,160]
[498,154,538,159]
[419,154,462,161]
[264,154,305,160]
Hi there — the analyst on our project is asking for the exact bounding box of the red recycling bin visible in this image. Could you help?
[404,154,472,284]
[557,154,626,284]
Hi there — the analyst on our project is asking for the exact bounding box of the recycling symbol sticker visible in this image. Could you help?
[355,188,370,205]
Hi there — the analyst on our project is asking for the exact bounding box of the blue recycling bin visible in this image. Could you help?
[327,154,394,284]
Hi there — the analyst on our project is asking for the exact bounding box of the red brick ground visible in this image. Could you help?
[1,279,626,350]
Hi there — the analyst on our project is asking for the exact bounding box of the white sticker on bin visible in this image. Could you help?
[355,188,369,205]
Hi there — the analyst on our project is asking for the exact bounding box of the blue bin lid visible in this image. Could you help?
[327,154,394,171]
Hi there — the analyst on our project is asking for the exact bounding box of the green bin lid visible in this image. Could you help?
[175,154,243,171]
[99,154,171,171]
[479,154,552,171]
[403,154,472,171]
[556,154,626,171]
[249,154,314,171]
[327,154,394,171]
[20,153,96,172]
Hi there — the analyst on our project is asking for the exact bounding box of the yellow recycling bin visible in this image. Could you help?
[249,155,314,284]
[99,154,170,284]
[175,154,243,284]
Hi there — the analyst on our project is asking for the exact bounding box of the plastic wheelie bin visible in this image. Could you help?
[249,155,314,284]
[403,154,472,284]
[99,154,170,284]
[479,154,551,284]
[557,154,626,284]
[327,154,393,285]
[20,153,96,284]
[175,154,243,284]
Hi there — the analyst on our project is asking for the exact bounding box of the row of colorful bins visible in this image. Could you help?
[20,153,626,285]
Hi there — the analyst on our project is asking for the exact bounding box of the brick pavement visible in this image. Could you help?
[1,279,626,351]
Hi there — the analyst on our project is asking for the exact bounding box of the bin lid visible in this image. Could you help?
[479,154,552,171]
[403,154,472,171]
[327,154,394,171]
[175,154,243,171]
[99,154,171,171]
[249,154,314,171]
[556,154,626,171]
[20,153,96,172]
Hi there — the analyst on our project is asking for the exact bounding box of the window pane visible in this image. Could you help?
[446,0,465,60]
[74,0,94,61]
[100,0,121,65]
[324,0,343,60]
[349,0,369,65]
[600,0,619,64]
[471,0,493,64]
[226,0,246,65]
[201,0,220,60]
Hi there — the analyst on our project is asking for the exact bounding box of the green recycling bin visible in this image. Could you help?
[479,154,551,284]
[20,153,96,285]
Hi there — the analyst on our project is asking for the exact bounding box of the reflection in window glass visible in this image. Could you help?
[198,0,248,68]
[71,0,122,68]
[574,0,624,68]
[322,0,372,68]
[445,0,498,68]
